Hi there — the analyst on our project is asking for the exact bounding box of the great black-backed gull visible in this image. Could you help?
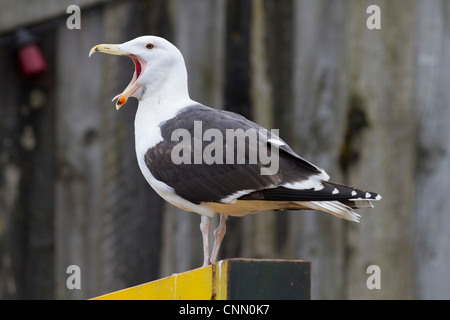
[90,36,381,267]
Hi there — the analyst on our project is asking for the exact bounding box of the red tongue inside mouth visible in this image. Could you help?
[134,58,142,78]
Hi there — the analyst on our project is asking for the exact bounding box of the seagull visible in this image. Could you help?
[90,36,381,267]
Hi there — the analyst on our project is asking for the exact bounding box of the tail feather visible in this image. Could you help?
[298,201,361,222]
[237,179,381,222]
[239,180,382,203]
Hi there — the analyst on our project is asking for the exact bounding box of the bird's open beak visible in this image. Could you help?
[89,44,146,110]
[89,44,125,57]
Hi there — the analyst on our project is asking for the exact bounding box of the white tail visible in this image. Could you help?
[298,201,361,222]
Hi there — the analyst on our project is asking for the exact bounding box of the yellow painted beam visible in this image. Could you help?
[93,260,229,300]
[92,259,310,300]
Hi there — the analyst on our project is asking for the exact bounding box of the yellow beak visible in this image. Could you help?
[89,44,126,57]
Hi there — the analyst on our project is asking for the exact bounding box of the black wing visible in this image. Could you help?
[144,104,328,204]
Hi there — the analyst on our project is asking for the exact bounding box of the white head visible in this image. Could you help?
[90,36,189,109]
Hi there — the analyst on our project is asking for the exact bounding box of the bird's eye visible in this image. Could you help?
[146,43,155,49]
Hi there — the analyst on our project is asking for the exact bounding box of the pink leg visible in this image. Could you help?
[210,213,228,264]
[200,215,211,267]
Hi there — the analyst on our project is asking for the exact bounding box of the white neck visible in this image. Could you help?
[134,61,196,153]
[138,58,191,107]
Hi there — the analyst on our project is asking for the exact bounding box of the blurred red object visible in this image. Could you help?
[15,28,47,76]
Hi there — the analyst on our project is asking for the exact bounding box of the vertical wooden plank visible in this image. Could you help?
[174,0,226,108]
[0,41,17,298]
[0,44,27,299]
[224,0,252,120]
[95,1,124,295]
[250,0,273,129]
[415,0,450,299]
[264,0,294,138]
[0,29,56,299]
[345,0,415,299]
[55,9,105,299]
[291,0,416,299]
[291,0,350,299]
[21,33,57,300]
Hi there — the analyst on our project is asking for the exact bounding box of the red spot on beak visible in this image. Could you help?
[119,96,127,106]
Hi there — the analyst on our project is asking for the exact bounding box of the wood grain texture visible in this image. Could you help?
[1,0,450,299]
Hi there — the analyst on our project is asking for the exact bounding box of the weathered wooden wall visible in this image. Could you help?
[1,0,450,299]
[414,0,450,299]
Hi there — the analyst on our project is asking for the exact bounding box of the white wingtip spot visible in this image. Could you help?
[351,190,357,196]
[283,180,324,191]
[365,192,371,198]
[332,188,339,195]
